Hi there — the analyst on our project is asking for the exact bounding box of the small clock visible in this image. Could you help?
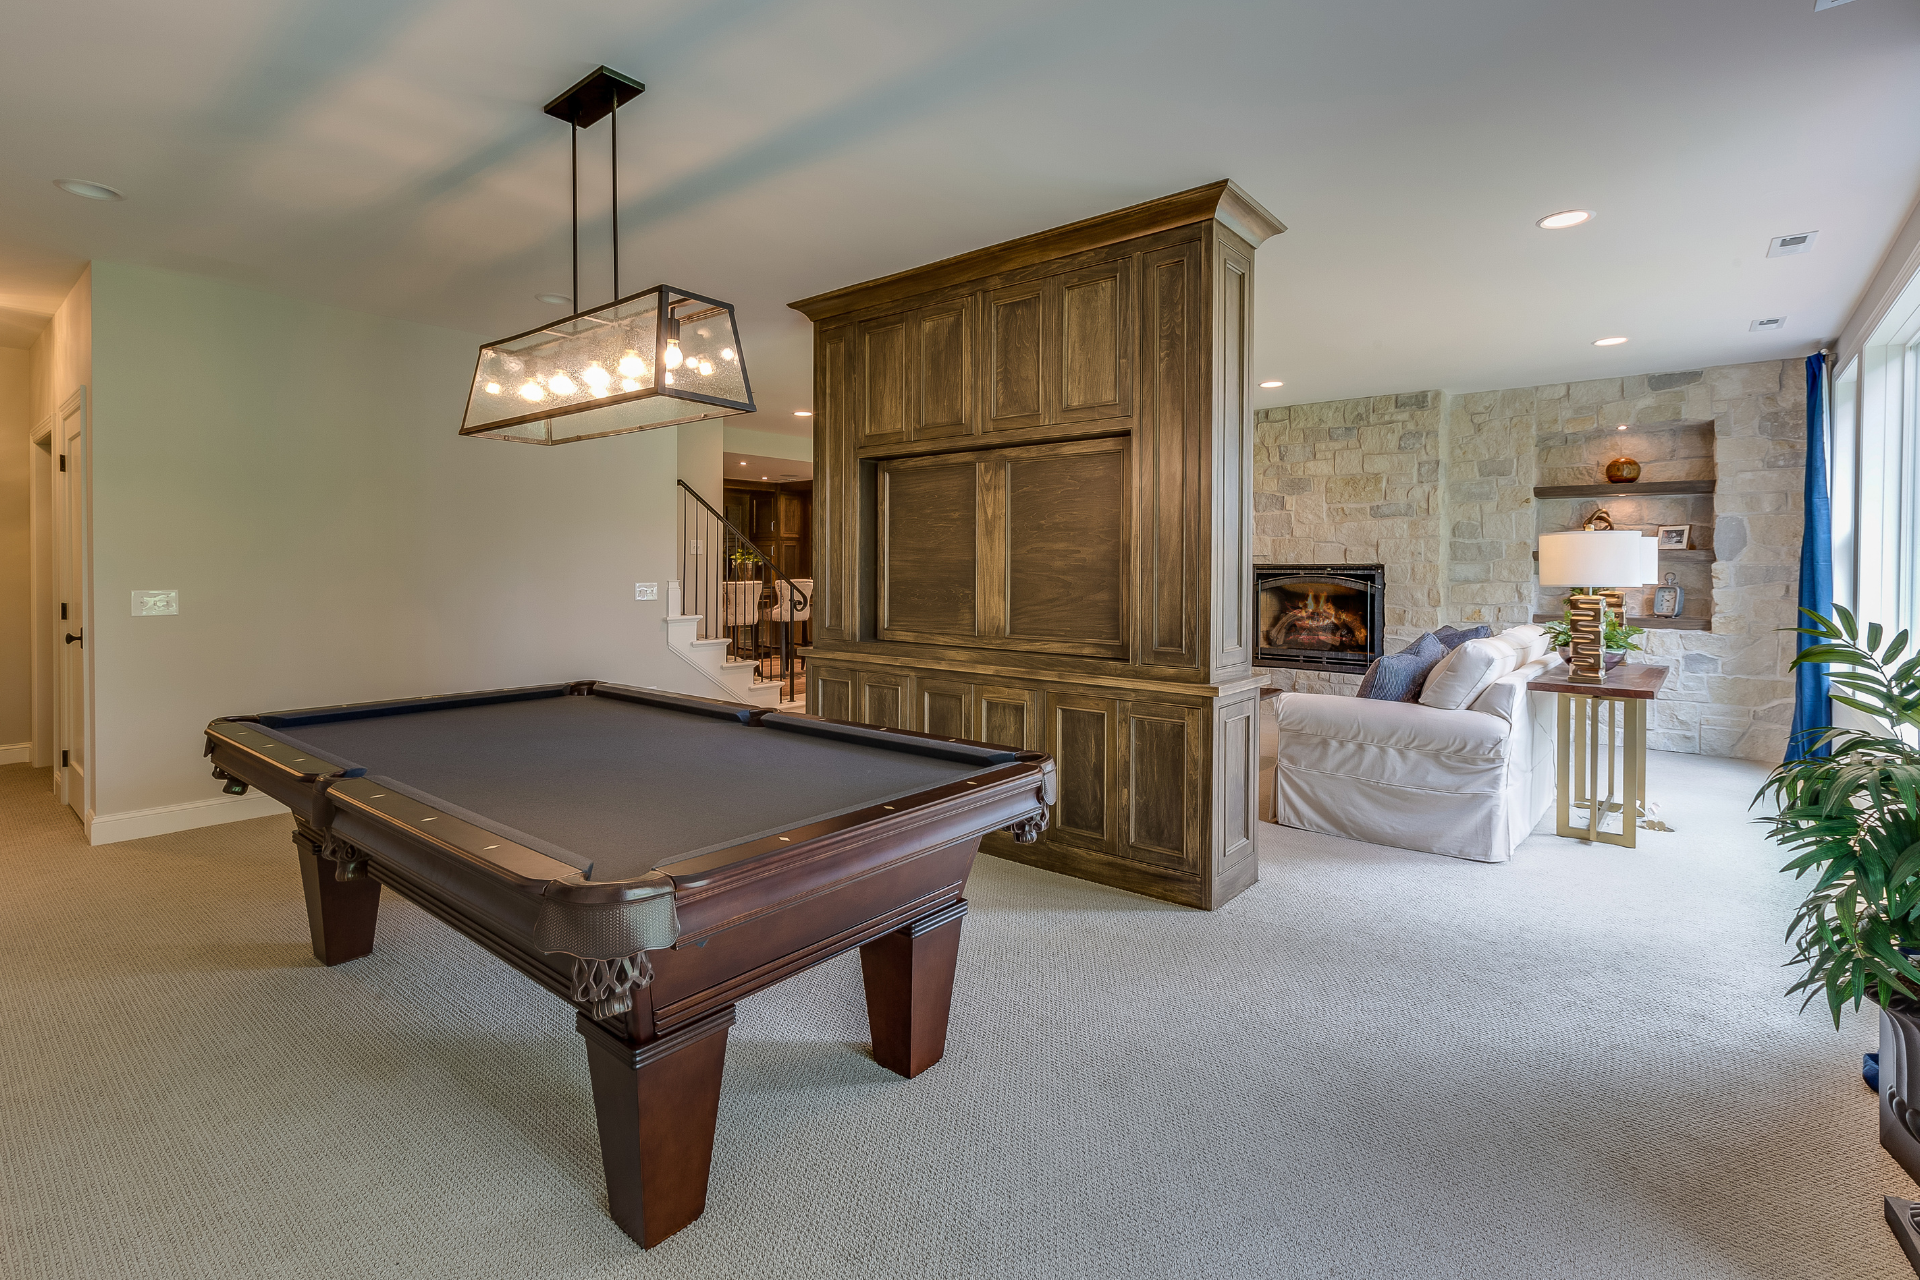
[1652,572,1684,618]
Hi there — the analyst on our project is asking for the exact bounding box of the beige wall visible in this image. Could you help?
[724,424,812,464]
[86,262,703,825]
[1255,358,1810,762]
[0,348,28,750]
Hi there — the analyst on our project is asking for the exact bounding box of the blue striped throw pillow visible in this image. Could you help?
[1356,632,1448,702]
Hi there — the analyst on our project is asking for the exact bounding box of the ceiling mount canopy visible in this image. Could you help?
[462,65,755,446]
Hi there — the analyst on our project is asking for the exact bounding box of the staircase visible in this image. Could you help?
[661,581,781,708]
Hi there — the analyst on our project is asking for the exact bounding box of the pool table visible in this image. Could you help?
[202,680,1054,1247]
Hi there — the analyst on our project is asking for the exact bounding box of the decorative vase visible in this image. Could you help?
[1605,457,1641,484]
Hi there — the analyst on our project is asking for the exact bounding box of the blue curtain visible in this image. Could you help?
[1787,352,1833,761]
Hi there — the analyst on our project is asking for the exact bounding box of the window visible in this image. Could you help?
[1836,271,1920,642]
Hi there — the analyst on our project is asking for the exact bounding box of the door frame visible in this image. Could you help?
[32,386,91,820]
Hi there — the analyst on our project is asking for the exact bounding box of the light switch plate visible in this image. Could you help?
[133,590,178,616]
[634,583,658,601]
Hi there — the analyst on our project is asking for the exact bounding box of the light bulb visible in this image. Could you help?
[617,350,646,378]
[620,377,639,392]
[484,382,502,395]
[549,373,578,395]
[582,363,611,389]
[519,380,545,402]
[698,359,714,376]
[721,348,735,361]
[664,339,683,370]
[664,371,674,385]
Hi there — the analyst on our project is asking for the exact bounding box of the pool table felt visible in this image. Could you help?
[252,695,1001,882]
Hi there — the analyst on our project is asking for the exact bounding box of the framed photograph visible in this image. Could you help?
[1656,524,1692,550]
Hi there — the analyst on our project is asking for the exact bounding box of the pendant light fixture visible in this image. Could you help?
[461,66,755,445]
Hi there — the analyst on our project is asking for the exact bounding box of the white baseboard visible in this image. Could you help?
[0,742,30,765]
[88,790,289,846]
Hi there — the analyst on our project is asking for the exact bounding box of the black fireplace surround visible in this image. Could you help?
[1254,563,1385,674]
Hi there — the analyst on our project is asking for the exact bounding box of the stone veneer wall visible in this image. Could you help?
[1254,359,1808,762]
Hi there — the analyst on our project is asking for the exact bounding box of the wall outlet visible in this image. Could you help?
[688,539,704,555]
[634,583,658,601]
[133,590,178,616]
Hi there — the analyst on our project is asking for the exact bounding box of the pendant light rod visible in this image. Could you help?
[570,122,578,314]
[611,102,619,301]
[543,66,644,311]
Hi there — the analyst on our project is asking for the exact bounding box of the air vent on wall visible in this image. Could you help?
[1813,0,1856,10]
[1767,232,1818,257]
[1750,317,1787,332]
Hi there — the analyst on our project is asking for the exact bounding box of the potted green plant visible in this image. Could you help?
[728,545,764,579]
[1758,607,1920,1176]
[1539,603,1645,671]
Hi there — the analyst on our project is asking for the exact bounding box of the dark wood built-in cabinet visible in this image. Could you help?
[792,181,1283,909]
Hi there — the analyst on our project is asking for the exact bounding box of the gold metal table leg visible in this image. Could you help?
[1554,690,1647,848]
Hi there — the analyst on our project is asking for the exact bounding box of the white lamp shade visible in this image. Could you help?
[1638,535,1660,585]
[1538,530,1651,588]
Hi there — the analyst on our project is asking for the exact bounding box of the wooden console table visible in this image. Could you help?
[1526,664,1669,848]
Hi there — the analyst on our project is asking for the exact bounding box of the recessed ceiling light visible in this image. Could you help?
[761,475,769,479]
[1593,336,1628,347]
[739,460,748,465]
[793,410,812,417]
[54,178,124,201]
[1259,380,1284,389]
[1536,210,1593,230]
[534,293,571,306]
[1616,424,1629,431]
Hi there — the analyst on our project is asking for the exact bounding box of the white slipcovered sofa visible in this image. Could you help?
[1268,630,1560,863]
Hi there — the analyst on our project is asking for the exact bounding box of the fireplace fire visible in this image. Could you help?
[1255,564,1385,673]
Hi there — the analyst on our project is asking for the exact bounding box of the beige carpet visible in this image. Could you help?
[1,752,1913,1279]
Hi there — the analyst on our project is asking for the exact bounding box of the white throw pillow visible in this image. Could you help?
[1419,636,1519,710]
[1494,623,1551,666]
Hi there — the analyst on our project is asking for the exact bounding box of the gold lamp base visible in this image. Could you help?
[1566,592,1607,683]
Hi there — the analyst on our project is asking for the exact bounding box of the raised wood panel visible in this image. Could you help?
[914,303,972,440]
[1138,241,1201,667]
[1004,444,1127,653]
[1212,243,1252,673]
[860,314,911,444]
[975,685,1040,751]
[1049,693,1116,852]
[1217,699,1256,872]
[811,665,855,722]
[1054,261,1131,424]
[1120,701,1200,873]
[918,679,972,741]
[859,671,910,730]
[815,325,853,638]
[879,461,977,640]
[986,284,1046,432]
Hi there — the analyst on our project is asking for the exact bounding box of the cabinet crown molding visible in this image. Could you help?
[788,180,1284,322]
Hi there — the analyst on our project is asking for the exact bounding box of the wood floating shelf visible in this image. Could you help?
[1533,613,1710,632]
[1532,480,1716,499]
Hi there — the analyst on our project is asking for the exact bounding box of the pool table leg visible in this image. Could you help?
[578,1005,737,1248]
[859,898,968,1079]
[293,829,380,966]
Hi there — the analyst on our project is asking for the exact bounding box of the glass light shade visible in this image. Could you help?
[1538,530,1649,588]
[461,285,753,444]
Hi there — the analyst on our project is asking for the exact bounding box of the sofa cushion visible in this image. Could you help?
[1356,632,1447,702]
[1433,623,1492,651]
[1418,636,1519,710]
[1494,623,1551,666]
[1273,691,1513,761]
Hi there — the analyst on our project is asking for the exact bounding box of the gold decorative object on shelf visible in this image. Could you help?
[1604,456,1641,483]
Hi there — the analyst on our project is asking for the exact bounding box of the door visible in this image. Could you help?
[54,394,88,819]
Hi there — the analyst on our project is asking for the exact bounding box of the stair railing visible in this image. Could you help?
[676,479,810,704]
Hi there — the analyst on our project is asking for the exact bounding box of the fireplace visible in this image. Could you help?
[1254,563,1385,673]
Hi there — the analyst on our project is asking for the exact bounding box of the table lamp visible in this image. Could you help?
[1539,530,1650,683]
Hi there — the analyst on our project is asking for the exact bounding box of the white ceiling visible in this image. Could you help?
[3,0,1918,426]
